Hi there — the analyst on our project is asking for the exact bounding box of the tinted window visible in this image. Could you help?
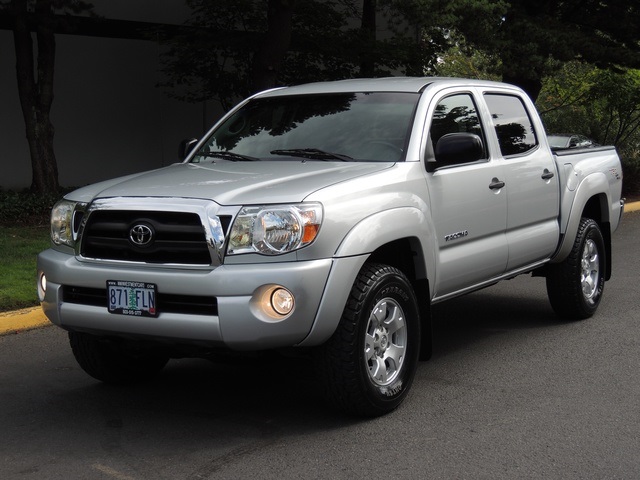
[193,92,420,162]
[430,94,485,157]
[484,94,537,156]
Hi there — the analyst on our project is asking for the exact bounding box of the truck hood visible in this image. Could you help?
[68,160,394,205]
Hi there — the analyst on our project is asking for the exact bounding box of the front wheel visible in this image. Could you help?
[69,332,169,384]
[546,218,606,320]
[315,263,421,417]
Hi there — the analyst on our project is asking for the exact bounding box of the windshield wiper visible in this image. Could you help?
[270,148,352,161]
[195,151,260,162]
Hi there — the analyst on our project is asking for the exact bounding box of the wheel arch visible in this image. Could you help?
[582,194,612,280]
[367,238,433,360]
[299,208,435,360]
[300,208,434,357]
[554,178,612,280]
[333,206,435,288]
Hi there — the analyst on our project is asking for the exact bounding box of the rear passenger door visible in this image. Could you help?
[483,93,560,271]
[424,91,508,298]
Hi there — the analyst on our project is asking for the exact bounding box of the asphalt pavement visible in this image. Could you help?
[1,200,639,336]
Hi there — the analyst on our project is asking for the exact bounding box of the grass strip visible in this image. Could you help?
[0,226,50,312]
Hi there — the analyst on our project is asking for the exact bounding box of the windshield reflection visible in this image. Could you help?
[192,92,419,162]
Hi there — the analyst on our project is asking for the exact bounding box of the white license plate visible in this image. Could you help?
[107,280,157,317]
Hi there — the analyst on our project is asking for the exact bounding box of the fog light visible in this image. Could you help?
[37,272,47,302]
[271,288,294,316]
[250,285,296,322]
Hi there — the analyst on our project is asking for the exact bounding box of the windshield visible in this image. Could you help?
[191,92,420,163]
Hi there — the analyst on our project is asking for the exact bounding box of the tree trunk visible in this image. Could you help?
[359,0,376,77]
[11,0,60,194]
[251,0,295,93]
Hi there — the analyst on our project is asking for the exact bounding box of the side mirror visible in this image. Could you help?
[178,138,198,160]
[433,133,484,167]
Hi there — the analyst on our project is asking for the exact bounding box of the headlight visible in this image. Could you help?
[228,203,322,255]
[51,199,78,247]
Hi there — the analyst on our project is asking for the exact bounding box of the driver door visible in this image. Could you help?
[424,92,508,299]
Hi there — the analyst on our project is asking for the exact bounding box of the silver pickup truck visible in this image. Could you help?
[37,77,624,416]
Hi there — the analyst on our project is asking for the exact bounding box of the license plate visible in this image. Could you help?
[107,280,158,317]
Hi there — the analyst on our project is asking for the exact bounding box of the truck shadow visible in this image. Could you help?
[20,285,571,475]
[77,285,560,418]
[36,283,565,445]
[429,285,561,360]
[70,286,560,423]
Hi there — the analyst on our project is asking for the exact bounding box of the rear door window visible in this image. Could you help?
[484,94,538,156]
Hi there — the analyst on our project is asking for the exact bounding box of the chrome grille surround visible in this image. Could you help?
[76,197,238,268]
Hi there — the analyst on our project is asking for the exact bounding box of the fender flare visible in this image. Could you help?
[554,172,610,262]
[298,207,436,347]
[336,206,434,261]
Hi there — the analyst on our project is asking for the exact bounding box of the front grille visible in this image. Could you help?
[80,210,224,265]
[63,285,218,316]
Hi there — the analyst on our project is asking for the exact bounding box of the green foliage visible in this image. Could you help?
[538,64,640,146]
[448,0,640,99]
[432,31,501,80]
[160,0,447,110]
[589,70,640,146]
[160,0,355,110]
[0,189,63,227]
[618,146,640,200]
[537,62,599,135]
[537,63,640,198]
[163,0,636,104]
[0,189,63,310]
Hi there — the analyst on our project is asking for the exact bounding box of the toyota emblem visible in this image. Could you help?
[129,224,154,246]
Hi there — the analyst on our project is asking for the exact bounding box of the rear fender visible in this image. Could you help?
[554,172,611,263]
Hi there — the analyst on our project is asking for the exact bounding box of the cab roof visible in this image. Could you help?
[255,77,517,97]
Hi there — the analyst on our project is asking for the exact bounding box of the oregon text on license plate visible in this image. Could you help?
[107,280,157,317]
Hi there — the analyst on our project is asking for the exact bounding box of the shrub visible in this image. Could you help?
[619,147,640,200]
[0,189,65,227]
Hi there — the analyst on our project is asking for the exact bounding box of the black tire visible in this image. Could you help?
[546,218,606,320]
[315,263,421,417]
[69,332,169,384]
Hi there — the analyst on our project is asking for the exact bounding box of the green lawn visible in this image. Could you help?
[0,226,50,312]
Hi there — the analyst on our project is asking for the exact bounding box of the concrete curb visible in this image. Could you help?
[1,201,638,335]
[625,200,640,213]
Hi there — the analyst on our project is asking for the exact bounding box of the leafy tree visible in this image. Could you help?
[161,0,349,110]
[1,0,94,194]
[160,0,447,111]
[431,30,501,80]
[589,70,640,147]
[536,61,600,135]
[539,64,640,147]
[538,63,640,196]
[451,0,640,101]
[590,69,640,196]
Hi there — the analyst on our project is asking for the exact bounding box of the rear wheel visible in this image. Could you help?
[316,263,421,417]
[546,218,606,319]
[69,332,169,384]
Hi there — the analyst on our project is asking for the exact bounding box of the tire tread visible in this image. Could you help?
[546,218,605,319]
[315,263,419,417]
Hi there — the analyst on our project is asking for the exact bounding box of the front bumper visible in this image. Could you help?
[37,248,333,350]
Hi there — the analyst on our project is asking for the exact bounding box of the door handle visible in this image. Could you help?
[541,169,555,180]
[489,178,505,190]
